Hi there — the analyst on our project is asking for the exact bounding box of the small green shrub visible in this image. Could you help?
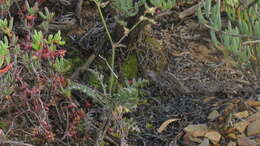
[112,0,175,17]
[198,0,260,91]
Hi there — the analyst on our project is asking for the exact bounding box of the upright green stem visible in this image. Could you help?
[94,1,146,95]
[95,2,115,95]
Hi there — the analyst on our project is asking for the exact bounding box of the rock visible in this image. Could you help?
[247,120,260,136]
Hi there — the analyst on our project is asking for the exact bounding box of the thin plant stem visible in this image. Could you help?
[117,19,143,45]
[95,1,115,95]
[94,0,150,95]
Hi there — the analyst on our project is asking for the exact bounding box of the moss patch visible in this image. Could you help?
[121,54,138,79]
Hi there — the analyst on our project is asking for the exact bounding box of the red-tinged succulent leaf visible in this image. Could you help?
[0,62,13,74]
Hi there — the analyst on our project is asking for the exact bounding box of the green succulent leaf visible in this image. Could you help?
[39,7,54,21]
[204,0,212,18]
[32,30,44,50]
[53,58,71,74]
[0,36,10,68]
[197,4,208,24]
[150,0,175,11]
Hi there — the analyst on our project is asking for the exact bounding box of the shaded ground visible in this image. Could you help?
[127,9,258,146]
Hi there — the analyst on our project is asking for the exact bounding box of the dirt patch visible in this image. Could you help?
[129,14,256,145]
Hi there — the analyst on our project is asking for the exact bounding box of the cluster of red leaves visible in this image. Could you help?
[33,47,66,59]
[26,15,37,22]
[52,73,68,89]
[37,0,47,4]
[66,109,85,137]
[33,127,55,142]
[0,1,79,144]
[0,62,13,75]
[13,68,56,142]
[0,0,5,4]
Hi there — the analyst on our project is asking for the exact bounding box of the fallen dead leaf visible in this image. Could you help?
[203,96,216,103]
[223,104,236,116]
[227,133,237,140]
[246,112,260,122]
[256,138,260,143]
[237,135,257,146]
[157,118,180,133]
[184,124,209,137]
[225,127,236,134]
[189,42,219,62]
[247,119,260,136]
[245,100,260,107]
[188,136,203,143]
[233,111,249,119]
[227,141,237,146]
[207,110,220,121]
[256,106,260,112]
[204,131,221,145]
[231,98,241,104]
[183,133,197,146]
[234,121,250,133]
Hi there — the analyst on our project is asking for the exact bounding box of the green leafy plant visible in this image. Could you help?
[38,7,55,32]
[91,0,176,95]
[0,37,10,69]
[115,79,148,110]
[113,0,142,16]
[68,75,148,110]
[150,0,176,11]
[0,0,13,12]
[25,0,38,15]
[47,31,66,50]
[39,7,55,21]
[32,30,66,52]
[0,1,94,144]
[0,18,13,37]
[53,58,71,73]
[112,0,175,17]
[198,0,260,91]
[32,30,44,50]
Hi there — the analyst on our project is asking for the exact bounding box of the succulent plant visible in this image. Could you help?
[198,0,260,90]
